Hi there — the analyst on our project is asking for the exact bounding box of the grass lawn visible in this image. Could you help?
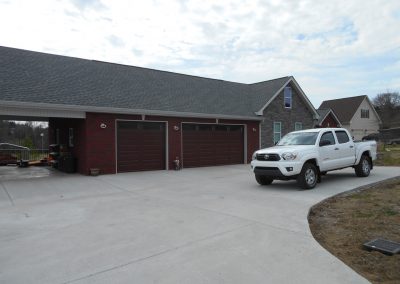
[375,144,400,166]
[308,146,400,284]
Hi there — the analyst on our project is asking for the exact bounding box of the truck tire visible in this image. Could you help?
[297,163,318,189]
[355,155,371,177]
[255,175,273,185]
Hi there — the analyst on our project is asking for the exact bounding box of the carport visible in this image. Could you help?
[0,103,86,174]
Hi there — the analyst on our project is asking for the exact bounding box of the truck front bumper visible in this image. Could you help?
[250,160,303,179]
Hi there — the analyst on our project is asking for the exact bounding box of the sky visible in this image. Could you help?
[0,0,399,108]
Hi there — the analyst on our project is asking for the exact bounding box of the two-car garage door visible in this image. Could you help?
[182,123,244,168]
[116,121,244,172]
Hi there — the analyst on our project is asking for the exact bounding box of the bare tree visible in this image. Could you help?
[373,92,400,128]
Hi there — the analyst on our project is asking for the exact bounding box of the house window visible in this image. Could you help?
[284,86,292,108]
[361,109,369,118]
[295,122,302,131]
[273,122,282,144]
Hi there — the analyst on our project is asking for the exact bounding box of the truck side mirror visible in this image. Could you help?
[319,140,331,147]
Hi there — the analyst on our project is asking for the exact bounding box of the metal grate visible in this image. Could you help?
[256,153,280,161]
[363,238,400,255]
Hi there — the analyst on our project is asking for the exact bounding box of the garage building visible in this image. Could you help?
[0,46,319,174]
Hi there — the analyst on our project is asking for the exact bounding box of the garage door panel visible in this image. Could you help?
[117,121,165,173]
[182,123,244,168]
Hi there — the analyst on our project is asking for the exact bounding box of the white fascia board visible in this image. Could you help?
[255,78,291,116]
[0,100,263,121]
[254,77,320,119]
[0,104,86,119]
[290,77,320,119]
[319,109,342,127]
[365,96,382,124]
[348,96,380,125]
[328,109,342,126]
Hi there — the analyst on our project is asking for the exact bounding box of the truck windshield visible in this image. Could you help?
[277,132,319,146]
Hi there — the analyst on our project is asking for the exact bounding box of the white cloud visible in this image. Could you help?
[0,0,399,107]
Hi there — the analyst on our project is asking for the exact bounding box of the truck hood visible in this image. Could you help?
[256,145,314,155]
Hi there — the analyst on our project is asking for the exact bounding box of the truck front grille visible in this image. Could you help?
[256,153,280,161]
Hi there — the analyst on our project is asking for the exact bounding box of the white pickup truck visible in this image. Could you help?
[251,128,377,189]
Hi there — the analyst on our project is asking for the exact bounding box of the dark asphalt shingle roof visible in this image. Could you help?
[0,46,291,118]
[319,96,366,124]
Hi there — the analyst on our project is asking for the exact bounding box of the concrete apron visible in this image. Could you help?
[0,165,399,284]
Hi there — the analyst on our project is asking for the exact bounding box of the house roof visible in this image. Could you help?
[0,46,311,120]
[316,108,341,126]
[318,95,367,124]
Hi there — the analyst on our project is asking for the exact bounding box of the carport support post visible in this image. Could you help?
[40,133,44,153]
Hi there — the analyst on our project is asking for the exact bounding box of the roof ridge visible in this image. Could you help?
[90,60,250,85]
[250,76,290,85]
[321,95,367,103]
[0,45,288,86]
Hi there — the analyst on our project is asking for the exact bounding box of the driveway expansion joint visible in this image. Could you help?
[61,222,256,284]
[0,181,14,206]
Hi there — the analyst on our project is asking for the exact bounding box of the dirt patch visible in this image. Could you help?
[309,178,400,284]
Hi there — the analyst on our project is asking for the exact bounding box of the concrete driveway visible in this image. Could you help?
[0,165,399,284]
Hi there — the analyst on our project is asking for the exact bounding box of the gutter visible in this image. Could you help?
[0,100,263,121]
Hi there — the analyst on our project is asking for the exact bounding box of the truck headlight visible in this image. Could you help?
[252,152,257,160]
[282,152,297,160]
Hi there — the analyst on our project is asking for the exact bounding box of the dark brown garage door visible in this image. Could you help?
[117,121,165,172]
[182,124,244,168]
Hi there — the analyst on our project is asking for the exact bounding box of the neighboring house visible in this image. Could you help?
[316,108,341,128]
[319,95,381,140]
[0,46,318,174]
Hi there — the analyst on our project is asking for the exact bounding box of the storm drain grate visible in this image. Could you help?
[363,238,400,255]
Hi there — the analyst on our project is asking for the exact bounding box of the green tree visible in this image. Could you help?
[21,137,34,149]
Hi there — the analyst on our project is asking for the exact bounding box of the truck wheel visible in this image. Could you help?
[355,155,371,177]
[297,163,318,189]
[255,175,273,185]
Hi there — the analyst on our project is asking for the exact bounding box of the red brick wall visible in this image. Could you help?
[245,120,260,162]
[50,113,260,175]
[320,113,340,128]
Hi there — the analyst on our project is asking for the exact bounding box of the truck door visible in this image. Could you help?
[318,131,339,171]
[334,130,355,167]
